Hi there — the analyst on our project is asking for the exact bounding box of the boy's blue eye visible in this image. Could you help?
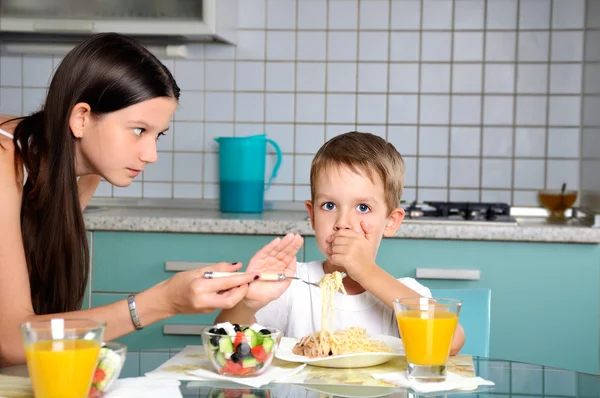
[321,202,336,211]
[357,204,370,213]
[133,127,145,136]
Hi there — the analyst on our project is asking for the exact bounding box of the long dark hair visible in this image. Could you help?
[5,33,180,315]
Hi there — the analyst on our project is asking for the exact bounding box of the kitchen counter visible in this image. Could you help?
[83,198,600,244]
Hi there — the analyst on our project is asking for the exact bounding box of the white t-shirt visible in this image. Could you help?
[255,261,432,339]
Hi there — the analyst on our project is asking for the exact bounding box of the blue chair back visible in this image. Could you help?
[430,288,491,357]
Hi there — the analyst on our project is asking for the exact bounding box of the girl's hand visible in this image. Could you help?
[243,233,304,310]
[165,262,259,315]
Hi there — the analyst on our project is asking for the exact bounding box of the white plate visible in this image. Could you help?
[275,334,405,368]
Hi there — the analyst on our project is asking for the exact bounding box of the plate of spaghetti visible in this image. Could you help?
[275,271,405,368]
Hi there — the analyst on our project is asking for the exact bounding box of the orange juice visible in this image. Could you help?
[25,339,101,398]
[397,310,458,366]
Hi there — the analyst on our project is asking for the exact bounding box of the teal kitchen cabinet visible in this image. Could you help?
[90,231,295,350]
[305,237,600,375]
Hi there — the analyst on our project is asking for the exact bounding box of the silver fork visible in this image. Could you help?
[204,271,347,289]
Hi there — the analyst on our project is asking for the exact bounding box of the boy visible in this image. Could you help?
[216,132,465,355]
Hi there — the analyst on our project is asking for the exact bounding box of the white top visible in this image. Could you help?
[0,128,28,185]
[255,261,432,339]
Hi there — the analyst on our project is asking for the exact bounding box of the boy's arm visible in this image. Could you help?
[358,265,466,355]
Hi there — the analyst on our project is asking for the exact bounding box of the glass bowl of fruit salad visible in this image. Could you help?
[88,342,127,397]
[202,322,282,377]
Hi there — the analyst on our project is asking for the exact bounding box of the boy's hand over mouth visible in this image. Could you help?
[327,221,377,282]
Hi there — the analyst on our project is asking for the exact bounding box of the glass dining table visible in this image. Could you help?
[1,350,598,398]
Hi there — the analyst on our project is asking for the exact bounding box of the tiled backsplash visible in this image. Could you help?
[0,0,593,207]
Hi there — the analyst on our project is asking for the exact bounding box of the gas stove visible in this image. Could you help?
[400,201,517,225]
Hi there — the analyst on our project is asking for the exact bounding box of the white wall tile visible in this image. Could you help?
[113,182,142,198]
[420,95,450,124]
[174,183,203,199]
[52,55,64,70]
[518,32,549,61]
[22,88,46,115]
[359,32,389,61]
[294,154,313,185]
[389,64,419,92]
[266,153,293,184]
[581,129,600,158]
[94,181,113,197]
[236,123,266,136]
[390,0,421,30]
[486,0,518,29]
[419,127,449,156]
[454,0,485,30]
[451,127,481,156]
[297,32,327,61]
[204,123,234,152]
[588,0,600,29]
[325,124,355,140]
[357,94,387,124]
[329,0,358,30]
[264,185,293,201]
[514,159,544,189]
[390,32,420,61]
[295,124,325,154]
[452,64,483,93]
[358,63,388,92]
[547,128,580,158]
[551,32,584,62]
[482,159,512,188]
[450,159,480,188]
[174,153,204,182]
[205,61,234,91]
[548,97,581,126]
[175,91,203,121]
[174,122,203,152]
[326,94,356,123]
[357,125,386,139]
[266,0,296,29]
[418,158,448,187]
[583,96,600,126]
[298,0,327,29]
[22,56,52,87]
[235,93,264,122]
[547,160,579,190]
[417,188,448,202]
[205,92,234,122]
[359,0,389,30]
[486,32,517,61]
[453,32,484,62]
[519,0,551,29]
[236,62,265,91]
[549,64,582,94]
[515,128,546,157]
[422,33,452,61]
[266,62,295,91]
[328,32,358,61]
[175,60,203,91]
[201,152,219,184]
[515,96,547,126]
[238,0,266,29]
[552,0,585,29]
[388,126,418,156]
[266,31,296,61]
[484,96,514,125]
[452,96,482,125]
[584,64,600,94]
[485,64,515,94]
[388,95,418,124]
[513,191,539,206]
[0,56,21,86]
[236,31,266,60]
[450,189,480,202]
[481,189,512,203]
[517,65,548,93]
[582,160,600,190]
[297,63,326,92]
[265,123,294,153]
[420,64,450,93]
[204,44,235,60]
[402,156,417,187]
[294,184,312,201]
[144,153,173,182]
[483,128,514,157]
[265,93,295,123]
[327,63,357,92]
[0,88,22,115]
[296,93,325,123]
[422,0,453,29]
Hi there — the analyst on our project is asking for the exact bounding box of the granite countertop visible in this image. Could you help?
[83,198,600,244]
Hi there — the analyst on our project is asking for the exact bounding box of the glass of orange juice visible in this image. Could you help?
[20,318,105,398]
[394,297,462,381]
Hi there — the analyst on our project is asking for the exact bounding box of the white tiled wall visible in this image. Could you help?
[0,0,590,206]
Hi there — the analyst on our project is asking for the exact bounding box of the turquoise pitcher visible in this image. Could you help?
[214,134,282,213]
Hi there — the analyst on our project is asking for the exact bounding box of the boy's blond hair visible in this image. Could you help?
[309,131,405,213]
